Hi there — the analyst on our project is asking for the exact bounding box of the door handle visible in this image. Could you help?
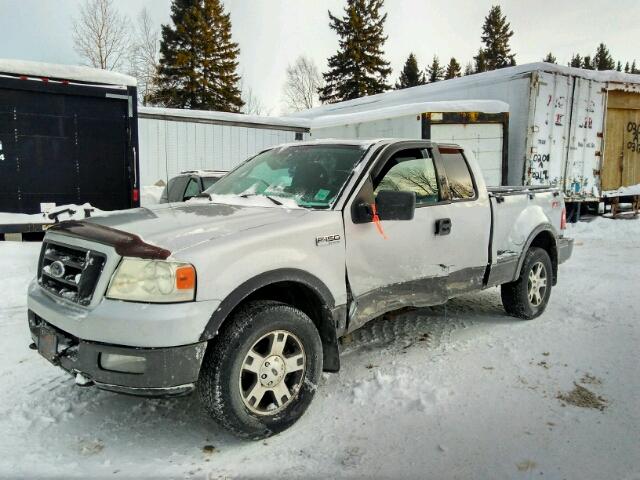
[435,218,452,236]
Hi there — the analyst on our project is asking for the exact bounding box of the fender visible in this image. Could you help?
[514,223,558,282]
[199,268,343,371]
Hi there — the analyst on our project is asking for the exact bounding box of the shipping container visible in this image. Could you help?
[296,63,640,205]
[0,59,139,233]
[138,107,311,187]
[309,100,509,186]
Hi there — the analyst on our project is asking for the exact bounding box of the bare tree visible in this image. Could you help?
[282,55,323,112]
[128,8,159,104]
[73,0,131,71]
[242,85,271,116]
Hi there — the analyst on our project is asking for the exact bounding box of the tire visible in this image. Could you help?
[501,247,553,320]
[198,300,323,439]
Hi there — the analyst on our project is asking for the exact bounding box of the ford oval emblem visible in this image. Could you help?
[49,260,66,279]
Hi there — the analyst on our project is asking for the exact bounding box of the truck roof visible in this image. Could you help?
[0,58,136,87]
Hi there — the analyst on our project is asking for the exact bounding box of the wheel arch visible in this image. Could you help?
[516,224,559,285]
[200,269,343,372]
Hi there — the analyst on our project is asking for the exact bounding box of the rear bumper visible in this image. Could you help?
[557,237,573,264]
[28,311,206,397]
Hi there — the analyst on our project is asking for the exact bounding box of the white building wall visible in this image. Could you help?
[138,116,309,186]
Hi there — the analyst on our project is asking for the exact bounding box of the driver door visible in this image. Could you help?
[343,143,451,332]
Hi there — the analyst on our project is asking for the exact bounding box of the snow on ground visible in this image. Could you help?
[0,217,639,479]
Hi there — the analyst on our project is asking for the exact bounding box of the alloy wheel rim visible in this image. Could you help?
[528,261,547,307]
[239,329,306,415]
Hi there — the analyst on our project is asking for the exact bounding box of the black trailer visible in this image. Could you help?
[0,60,139,237]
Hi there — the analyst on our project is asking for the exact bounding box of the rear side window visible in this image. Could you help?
[166,176,189,203]
[440,149,476,200]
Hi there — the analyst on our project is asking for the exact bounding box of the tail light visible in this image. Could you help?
[132,188,139,203]
[560,207,567,230]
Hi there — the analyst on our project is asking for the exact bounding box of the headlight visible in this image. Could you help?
[106,258,196,303]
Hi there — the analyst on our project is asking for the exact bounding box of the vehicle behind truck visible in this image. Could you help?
[27,139,572,439]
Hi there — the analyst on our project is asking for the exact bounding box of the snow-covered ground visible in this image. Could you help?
[0,217,638,479]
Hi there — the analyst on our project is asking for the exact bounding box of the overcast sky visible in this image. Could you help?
[0,0,637,114]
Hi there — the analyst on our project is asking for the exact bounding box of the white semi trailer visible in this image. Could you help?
[296,62,640,211]
[309,100,509,187]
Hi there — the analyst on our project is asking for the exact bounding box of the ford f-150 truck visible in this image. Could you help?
[27,139,573,438]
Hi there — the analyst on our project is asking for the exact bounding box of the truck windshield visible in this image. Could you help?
[204,144,366,208]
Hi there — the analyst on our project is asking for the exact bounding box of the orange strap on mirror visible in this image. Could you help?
[370,203,387,240]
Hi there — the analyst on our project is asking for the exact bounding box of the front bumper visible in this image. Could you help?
[27,279,220,348]
[557,237,574,264]
[29,311,207,397]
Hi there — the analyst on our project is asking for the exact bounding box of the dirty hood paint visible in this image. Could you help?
[85,202,309,253]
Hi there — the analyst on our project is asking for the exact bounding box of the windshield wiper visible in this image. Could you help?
[239,193,283,206]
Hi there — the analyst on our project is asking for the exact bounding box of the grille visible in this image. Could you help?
[38,241,106,306]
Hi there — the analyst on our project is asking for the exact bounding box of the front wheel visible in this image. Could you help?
[198,301,323,439]
[501,247,553,319]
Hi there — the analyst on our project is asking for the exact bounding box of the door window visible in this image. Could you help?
[440,149,476,200]
[183,178,201,200]
[374,149,440,205]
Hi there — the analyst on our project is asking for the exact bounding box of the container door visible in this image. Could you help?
[564,77,606,200]
[430,123,504,186]
[526,72,573,189]
[601,90,640,192]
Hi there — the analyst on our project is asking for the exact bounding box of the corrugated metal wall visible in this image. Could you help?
[138,117,309,186]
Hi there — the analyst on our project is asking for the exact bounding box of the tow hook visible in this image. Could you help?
[74,373,94,387]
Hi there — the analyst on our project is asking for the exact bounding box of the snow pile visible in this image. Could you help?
[140,186,165,206]
[0,203,109,225]
[602,183,640,197]
[294,61,640,120]
[0,216,639,478]
[139,106,310,129]
[0,58,135,86]
[310,100,509,129]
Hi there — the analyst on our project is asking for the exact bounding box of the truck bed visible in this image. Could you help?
[488,185,564,274]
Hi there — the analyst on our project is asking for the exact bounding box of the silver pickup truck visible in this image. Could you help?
[27,139,572,438]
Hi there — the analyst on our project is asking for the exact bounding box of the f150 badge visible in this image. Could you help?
[315,234,341,246]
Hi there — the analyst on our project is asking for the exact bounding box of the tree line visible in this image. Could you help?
[72,0,638,114]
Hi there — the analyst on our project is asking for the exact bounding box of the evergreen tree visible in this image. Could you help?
[625,62,630,73]
[593,43,615,70]
[150,0,243,111]
[426,55,444,83]
[474,48,488,73]
[543,52,557,64]
[632,60,638,74]
[568,53,582,68]
[616,61,622,72]
[464,62,474,76]
[444,57,462,79]
[319,0,392,103]
[479,5,515,70]
[582,55,594,70]
[395,53,425,89]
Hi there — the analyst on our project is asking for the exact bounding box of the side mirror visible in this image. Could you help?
[376,190,416,221]
[352,190,416,224]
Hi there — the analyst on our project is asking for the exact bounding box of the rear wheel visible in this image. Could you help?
[198,301,323,439]
[501,247,553,319]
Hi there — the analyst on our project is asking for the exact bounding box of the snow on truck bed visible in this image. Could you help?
[0,58,136,86]
[0,216,638,478]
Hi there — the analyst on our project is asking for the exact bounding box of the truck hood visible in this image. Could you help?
[84,202,309,254]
